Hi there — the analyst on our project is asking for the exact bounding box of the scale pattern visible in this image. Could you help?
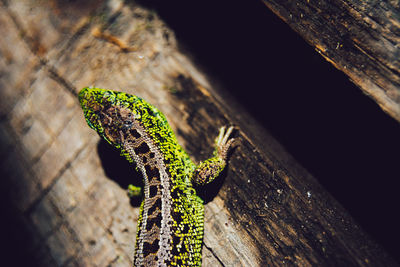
[78,87,234,266]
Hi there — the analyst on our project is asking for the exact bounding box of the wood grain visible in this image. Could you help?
[0,0,396,266]
[262,0,400,123]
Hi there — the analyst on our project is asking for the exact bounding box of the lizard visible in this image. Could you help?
[78,87,235,266]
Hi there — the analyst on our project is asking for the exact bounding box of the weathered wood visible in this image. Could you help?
[0,0,397,266]
[262,0,400,123]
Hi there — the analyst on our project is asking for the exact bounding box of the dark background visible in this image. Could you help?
[138,0,400,263]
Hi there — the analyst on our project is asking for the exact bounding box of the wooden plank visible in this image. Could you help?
[262,0,400,123]
[0,0,396,266]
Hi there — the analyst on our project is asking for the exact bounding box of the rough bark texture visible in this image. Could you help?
[262,0,400,123]
[0,0,397,266]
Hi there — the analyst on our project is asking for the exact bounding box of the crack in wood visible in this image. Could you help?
[203,242,225,267]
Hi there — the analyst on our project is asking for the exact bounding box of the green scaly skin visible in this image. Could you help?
[78,87,234,267]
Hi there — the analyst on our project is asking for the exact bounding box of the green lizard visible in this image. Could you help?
[78,87,235,266]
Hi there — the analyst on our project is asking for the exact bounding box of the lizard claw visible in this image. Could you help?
[216,126,236,160]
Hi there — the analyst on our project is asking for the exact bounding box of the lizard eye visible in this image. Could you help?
[123,119,133,129]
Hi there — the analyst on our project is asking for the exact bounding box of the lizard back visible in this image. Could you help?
[79,87,204,266]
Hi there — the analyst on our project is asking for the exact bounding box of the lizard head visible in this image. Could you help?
[78,87,139,148]
[79,87,174,162]
[79,87,157,147]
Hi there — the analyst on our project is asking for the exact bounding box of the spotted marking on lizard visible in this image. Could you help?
[79,87,235,266]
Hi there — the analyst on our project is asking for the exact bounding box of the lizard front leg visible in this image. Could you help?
[127,184,142,197]
[192,126,235,186]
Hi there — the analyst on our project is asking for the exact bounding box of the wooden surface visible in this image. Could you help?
[262,0,400,123]
[0,0,397,266]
